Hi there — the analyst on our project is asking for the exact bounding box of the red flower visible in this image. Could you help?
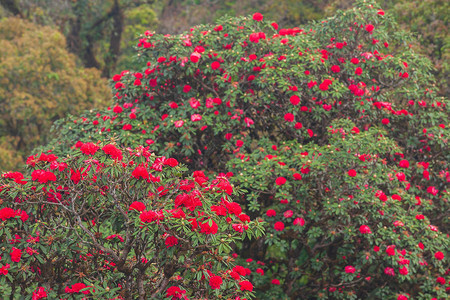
[348,169,357,177]
[183,85,191,93]
[290,95,300,105]
[200,219,218,234]
[350,58,359,64]
[211,61,221,70]
[166,286,186,299]
[164,158,179,167]
[129,201,146,212]
[190,52,201,63]
[284,113,294,122]
[386,245,396,256]
[293,217,305,226]
[123,124,132,130]
[434,251,444,260]
[31,170,57,184]
[102,144,123,160]
[132,166,149,179]
[293,173,302,180]
[355,67,363,75]
[365,24,374,33]
[345,265,356,273]
[0,207,16,221]
[65,282,90,294]
[399,266,408,275]
[165,236,179,248]
[209,275,223,289]
[399,160,409,168]
[275,177,287,185]
[10,247,22,262]
[274,221,285,231]
[252,12,263,21]
[113,105,123,113]
[266,209,276,217]
[271,279,280,285]
[140,210,158,223]
[436,277,446,285]
[359,225,372,234]
[331,65,340,73]
[239,280,253,291]
[32,287,47,300]
[382,118,390,125]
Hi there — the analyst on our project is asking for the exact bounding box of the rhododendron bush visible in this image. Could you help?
[0,146,263,298]
[3,0,450,299]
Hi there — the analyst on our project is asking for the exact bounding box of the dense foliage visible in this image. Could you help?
[0,145,263,298]
[1,0,449,299]
[0,17,110,171]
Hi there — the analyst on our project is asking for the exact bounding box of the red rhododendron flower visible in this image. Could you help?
[0,207,16,221]
[275,177,287,185]
[348,169,357,177]
[384,267,395,276]
[0,264,10,275]
[284,113,294,122]
[359,225,372,234]
[32,287,47,300]
[164,158,179,167]
[10,247,22,262]
[382,118,390,125]
[65,282,90,294]
[129,201,146,212]
[200,219,218,234]
[31,170,57,184]
[293,173,302,180]
[436,277,446,285]
[274,221,285,231]
[183,85,191,93]
[253,12,263,21]
[331,65,340,73]
[355,67,363,75]
[239,280,253,291]
[290,95,300,105]
[102,144,123,160]
[272,279,280,285]
[293,217,305,226]
[211,61,221,70]
[209,275,223,289]
[166,286,186,299]
[266,209,276,217]
[386,245,396,256]
[113,105,123,113]
[365,24,374,33]
[190,52,201,63]
[434,251,444,260]
[399,160,409,168]
[283,210,293,218]
[426,186,438,196]
[165,236,179,248]
[345,265,356,273]
[132,166,149,179]
[123,124,132,130]
[399,266,408,275]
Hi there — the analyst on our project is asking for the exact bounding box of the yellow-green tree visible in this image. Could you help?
[0,17,110,171]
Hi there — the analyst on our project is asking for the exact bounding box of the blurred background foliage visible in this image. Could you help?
[0,0,448,171]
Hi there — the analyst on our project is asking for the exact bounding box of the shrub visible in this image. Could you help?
[0,144,263,298]
[4,0,450,299]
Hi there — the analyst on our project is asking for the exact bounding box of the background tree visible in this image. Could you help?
[0,17,110,172]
